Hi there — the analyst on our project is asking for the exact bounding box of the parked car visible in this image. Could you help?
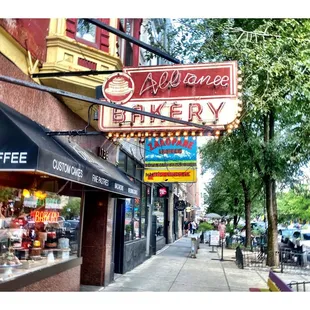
[251,221,267,230]
[291,229,310,249]
[63,220,79,241]
[278,228,297,243]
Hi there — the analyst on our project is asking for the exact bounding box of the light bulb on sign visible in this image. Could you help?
[22,189,30,198]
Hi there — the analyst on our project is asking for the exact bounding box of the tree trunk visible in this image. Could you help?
[241,179,252,248]
[264,110,279,267]
[233,215,238,229]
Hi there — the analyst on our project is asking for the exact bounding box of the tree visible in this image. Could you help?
[200,129,263,247]
[277,185,310,223]
[0,186,16,202]
[144,18,310,266]
[61,197,81,219]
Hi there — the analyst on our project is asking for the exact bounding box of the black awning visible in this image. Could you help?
[0,101,140,199]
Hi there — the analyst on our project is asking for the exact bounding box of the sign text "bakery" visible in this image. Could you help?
[98,61,239,133]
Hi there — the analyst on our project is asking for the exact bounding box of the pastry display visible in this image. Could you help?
[45,242,57,248]
[33,240,41,248]
[30,247,41,257]
[45,230,57,248]
[15,249,29,260]
[58,238,69,249]
[11,232,22,248]
[0,248,21,267]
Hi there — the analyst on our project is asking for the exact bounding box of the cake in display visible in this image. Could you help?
[105,77,132,96]
[0,248,21,267]
[45,231,57,248]
[29,248,42,257]
[58,238,69,249]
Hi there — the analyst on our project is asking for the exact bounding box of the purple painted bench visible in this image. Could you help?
[249,270,293,292]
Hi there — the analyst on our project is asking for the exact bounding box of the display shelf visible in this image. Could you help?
[0,263,22,268]
[42,248,70,251]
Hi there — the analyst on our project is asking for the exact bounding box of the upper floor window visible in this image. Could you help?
[76,20,96,43]
[65,18,109,53]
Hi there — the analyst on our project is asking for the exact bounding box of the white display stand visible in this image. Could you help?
[209,230,220,252]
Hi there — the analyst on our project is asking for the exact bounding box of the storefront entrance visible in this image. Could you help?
[113,199,125,274]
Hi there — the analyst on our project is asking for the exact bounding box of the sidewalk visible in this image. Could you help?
[81,237,310,292]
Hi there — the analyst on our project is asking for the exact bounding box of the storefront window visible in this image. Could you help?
[119,152,147,242]
[133,198,140,240]
[124,198,133,242]
[118,151,126,172]
[153,186,168,239]
[127,158,135,176]
[153,201,164,237]
[0,186,81,284]
[136,164,143,180]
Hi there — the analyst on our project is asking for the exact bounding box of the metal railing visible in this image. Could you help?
[235,246,244,269]
[288,280,310,292]
[236,245,310,275]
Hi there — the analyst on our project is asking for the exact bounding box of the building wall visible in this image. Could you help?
[0,53,118,161]
[16,266,81,292]
[0,19,50,62]
[123,239,147,273]
[156,236,166,251]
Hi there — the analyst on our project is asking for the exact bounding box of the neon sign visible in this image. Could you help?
[30,211,59,223]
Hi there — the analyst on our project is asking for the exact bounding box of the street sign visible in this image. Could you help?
[174,200,186,211]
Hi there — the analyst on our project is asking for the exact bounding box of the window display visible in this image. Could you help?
[0,186,81,283]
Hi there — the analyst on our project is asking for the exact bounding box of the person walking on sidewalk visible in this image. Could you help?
[191,220,197,234]
[183,219,190,236]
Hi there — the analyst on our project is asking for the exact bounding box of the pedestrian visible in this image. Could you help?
[218,219,226,240]
[240,227,246,245]
[191,220,197,234]
[183,219,189,237]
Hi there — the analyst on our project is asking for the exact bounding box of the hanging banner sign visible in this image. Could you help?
[98,61,240,135]
[157,186,169,198]
[144,136,197,183]
[23,196,38,208]
[45,198,62,209]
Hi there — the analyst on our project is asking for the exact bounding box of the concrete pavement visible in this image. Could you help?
[81,236,310,292]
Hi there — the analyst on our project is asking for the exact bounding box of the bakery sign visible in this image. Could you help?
[98,61,241,135]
